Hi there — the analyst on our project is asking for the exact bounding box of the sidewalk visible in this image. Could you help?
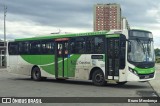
[149,64,160,97]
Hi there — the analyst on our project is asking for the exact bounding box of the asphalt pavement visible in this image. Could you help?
[0,65,160,106]
[149,64,160,97]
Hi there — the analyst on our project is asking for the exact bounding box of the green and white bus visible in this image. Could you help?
[7,29,155,86]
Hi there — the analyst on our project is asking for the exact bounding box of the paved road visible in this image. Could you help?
[149,64,160,97]
[0,69,159,106]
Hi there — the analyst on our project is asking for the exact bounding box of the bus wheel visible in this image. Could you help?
[31,67,42,81]
[92,70,106,86]
[116,81,127,85]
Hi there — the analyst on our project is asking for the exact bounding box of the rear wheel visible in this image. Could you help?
[31,67,42,81]
[92,70,106,86]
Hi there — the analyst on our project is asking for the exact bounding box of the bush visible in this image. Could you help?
[156,57,160,63]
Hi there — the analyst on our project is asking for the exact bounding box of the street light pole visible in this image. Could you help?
[3,5,7,68]
[4,5,7,47]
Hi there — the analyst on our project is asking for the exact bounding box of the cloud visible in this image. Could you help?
[3,0,93,28]
[0,0,160,48]
[2,0,159,27]
[0,14,91,40]
[146,4,160,23]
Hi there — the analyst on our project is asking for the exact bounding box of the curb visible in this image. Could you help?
[148,64,160,97]
[148,81,160,97]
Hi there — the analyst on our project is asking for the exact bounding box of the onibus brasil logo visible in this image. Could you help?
[2,98,42,104]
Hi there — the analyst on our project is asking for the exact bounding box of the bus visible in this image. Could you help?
[7,29,155,86]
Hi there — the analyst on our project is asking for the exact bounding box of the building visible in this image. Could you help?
[93,3,121,31]
[0,40,7,68]
[121,17,130,30]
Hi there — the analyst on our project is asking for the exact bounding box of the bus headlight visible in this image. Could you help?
[129,67,138,76]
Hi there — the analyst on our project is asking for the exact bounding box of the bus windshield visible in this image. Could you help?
[128,30,155,62]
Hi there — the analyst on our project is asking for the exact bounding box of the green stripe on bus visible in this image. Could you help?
[15,31,109,41]
[67,54,81,77]
[106,34,120,38]
[21,55,54,65]
[134,67,155,74]
[20,54,81,77]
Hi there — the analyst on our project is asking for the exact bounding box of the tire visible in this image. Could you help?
[92,69,106,86]
[41,77,47,80]
[116,81,127,85]
[31,67,42,81]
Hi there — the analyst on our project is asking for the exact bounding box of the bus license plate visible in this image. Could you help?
[144,75,149,79]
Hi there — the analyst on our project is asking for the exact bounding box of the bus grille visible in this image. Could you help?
[138,73,154,79]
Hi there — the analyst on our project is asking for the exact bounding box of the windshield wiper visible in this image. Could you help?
[136,38,145,53]
[147,38,151,56]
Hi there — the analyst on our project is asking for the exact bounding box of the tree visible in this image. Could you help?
[155,48,160,56]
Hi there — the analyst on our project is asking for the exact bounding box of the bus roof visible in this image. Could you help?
[15,30,109,41]
[130,29,152,33]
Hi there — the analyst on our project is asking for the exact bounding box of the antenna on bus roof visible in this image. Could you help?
[51,28,61,34]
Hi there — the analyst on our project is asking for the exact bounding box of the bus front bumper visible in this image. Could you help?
[127,71,155,82]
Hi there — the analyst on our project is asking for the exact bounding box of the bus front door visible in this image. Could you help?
[55,40,69,78]
[106,37,120,80]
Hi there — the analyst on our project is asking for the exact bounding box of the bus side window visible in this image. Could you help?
[8,42,19,55]
[86,37,94,53]
[70,40,75,54]
[75,37,86,54]
[41,40,54,54]
[64,42,68,55]
[94,37,104,54]
[70,37,86,54]
[19,41,30,55]
[58,43,62,55]
[30,41,41,54]
[70,39,75,54]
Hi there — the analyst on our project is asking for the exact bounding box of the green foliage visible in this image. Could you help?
[155,48,160,56]
[156,57,160,63]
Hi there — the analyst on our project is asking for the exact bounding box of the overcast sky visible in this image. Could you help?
[0,0,160,48]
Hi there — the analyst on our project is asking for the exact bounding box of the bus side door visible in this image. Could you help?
[55,38,69,78]
[106,36,120,80]
[106,34,126,80]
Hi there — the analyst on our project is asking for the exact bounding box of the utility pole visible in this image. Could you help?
[4,5,7,47]
[3,5,7,68]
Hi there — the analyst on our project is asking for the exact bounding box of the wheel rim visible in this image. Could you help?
[34,69,40,79]
[95,74,103,83]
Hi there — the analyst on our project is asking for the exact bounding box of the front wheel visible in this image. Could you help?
[92,70,106,86]
[31,67,42,81]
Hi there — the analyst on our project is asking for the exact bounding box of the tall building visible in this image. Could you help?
[93,3,121,31]
[121,17,130,30]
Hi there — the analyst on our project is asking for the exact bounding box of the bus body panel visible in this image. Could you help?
[74,54,105,80]
[8,54,106,81]
[8,55,18,74]
[7,29,156,83]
